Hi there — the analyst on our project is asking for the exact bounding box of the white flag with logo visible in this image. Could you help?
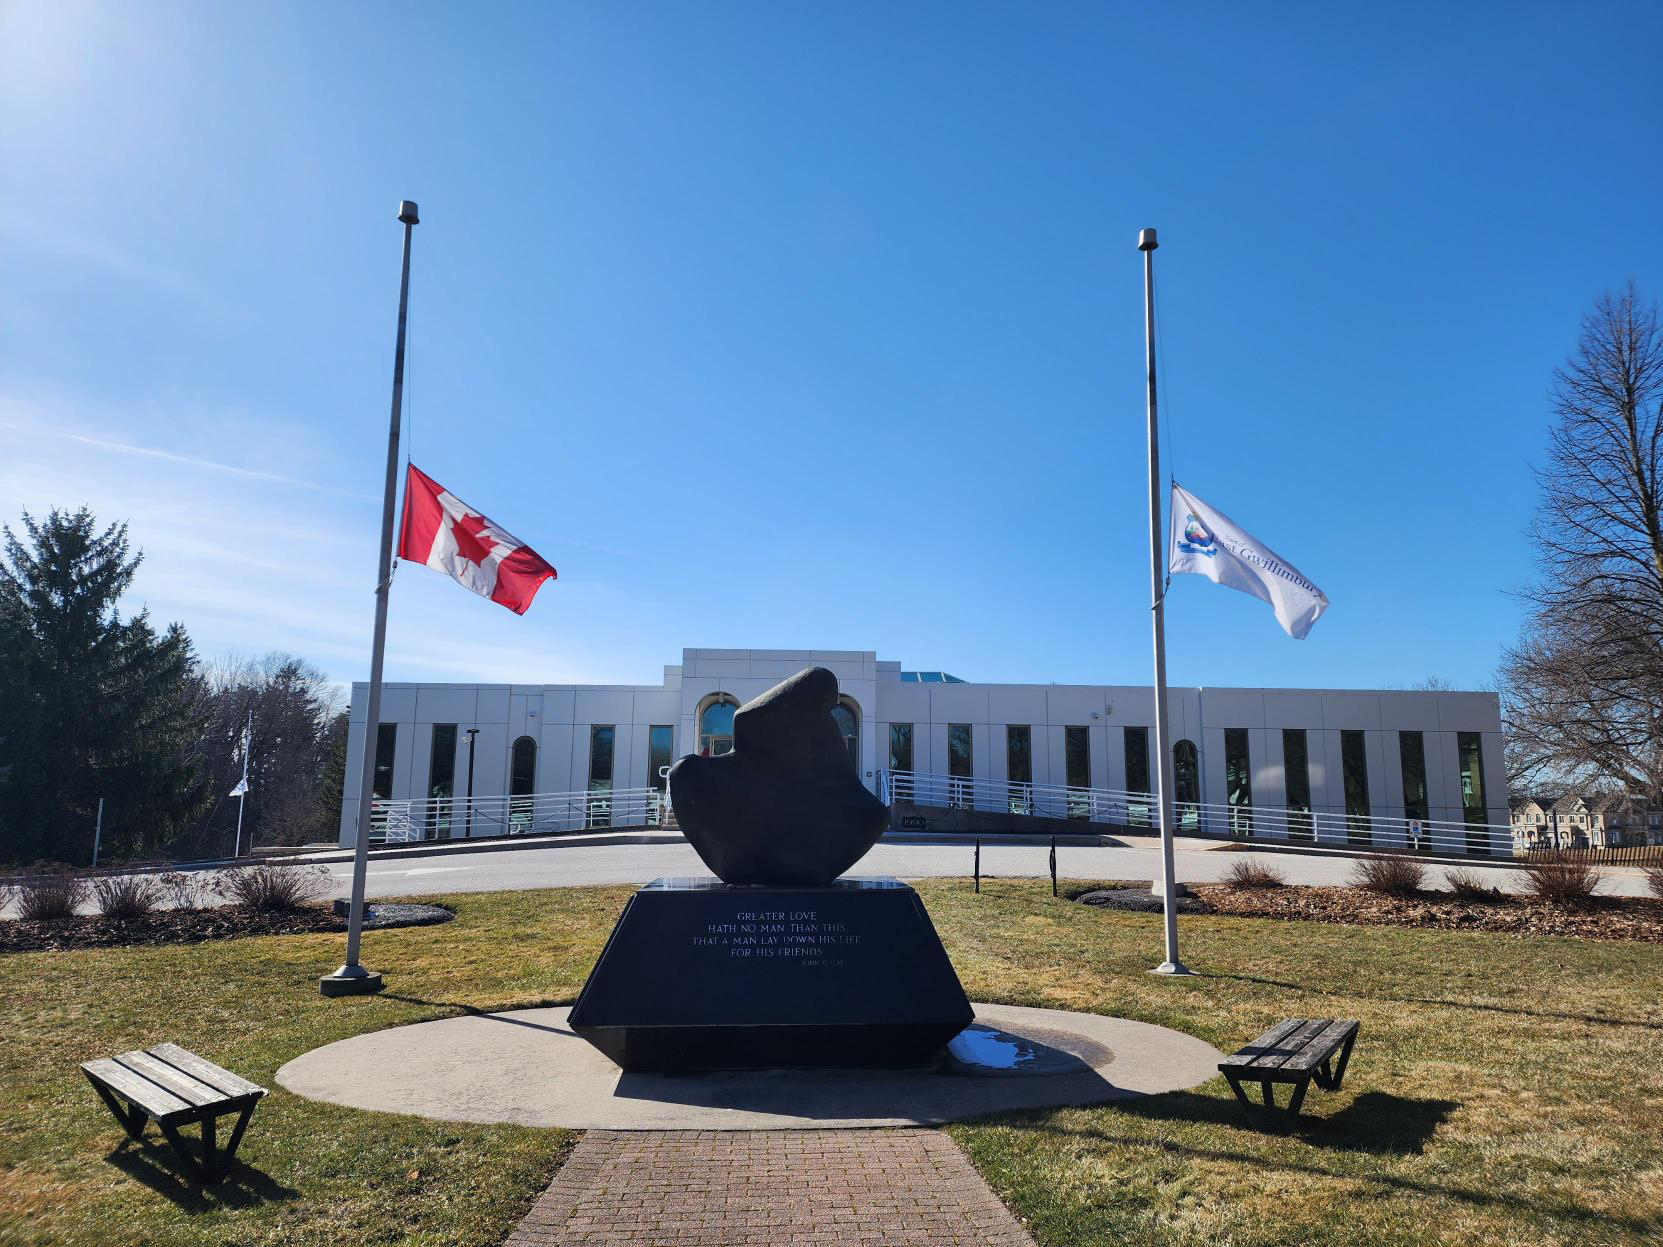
[1167,483,1329,639]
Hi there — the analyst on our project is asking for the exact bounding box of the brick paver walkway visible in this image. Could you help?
[504,1129,1037,1246]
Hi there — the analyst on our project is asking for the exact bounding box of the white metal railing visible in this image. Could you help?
[879,769,1513,856]
[369,786,672,843]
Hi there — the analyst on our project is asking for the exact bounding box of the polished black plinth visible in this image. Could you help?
[569,877,974,1072]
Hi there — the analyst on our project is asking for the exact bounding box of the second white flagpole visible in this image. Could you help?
[1139,227,1189,976]
[322,199,419,997]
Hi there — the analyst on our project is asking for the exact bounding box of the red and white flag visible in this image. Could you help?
[396,464,557,615]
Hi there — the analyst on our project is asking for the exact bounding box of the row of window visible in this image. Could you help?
[373,719,1492,845]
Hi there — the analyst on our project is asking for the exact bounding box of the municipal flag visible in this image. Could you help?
[1167,482,1328,639]
[396,464,557,615]
[229,779,250,798]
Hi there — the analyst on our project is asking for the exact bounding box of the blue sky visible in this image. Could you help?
[3,2,1660,692]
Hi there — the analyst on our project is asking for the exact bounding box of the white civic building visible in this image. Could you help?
[340,647,1511,856]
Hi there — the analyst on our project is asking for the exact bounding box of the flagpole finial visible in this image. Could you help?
[1138,227,1158,251]
[398,200,420,225]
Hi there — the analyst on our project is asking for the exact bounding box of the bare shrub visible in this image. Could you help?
[1351,854,1426,898]
[210,864,330,912]
[1443,867,1507,903]
[153,871,204,911]
[15,875,89,921]
[1523,853,1604,906]
[1643,863,1663,901]
[89,874,163,922]
[1223,858,1286,889]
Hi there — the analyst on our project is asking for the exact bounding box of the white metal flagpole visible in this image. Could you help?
[1139,227,1190,976]
[322,199,419,997]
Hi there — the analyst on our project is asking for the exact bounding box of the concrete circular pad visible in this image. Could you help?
[276,1003,1222,1130]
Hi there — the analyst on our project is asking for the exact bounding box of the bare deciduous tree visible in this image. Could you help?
[1502,283,1663,803]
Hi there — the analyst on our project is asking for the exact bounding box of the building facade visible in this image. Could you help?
[1510,794,1663,850]
[340,647,1511,853]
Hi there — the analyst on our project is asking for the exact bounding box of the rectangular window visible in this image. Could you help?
[1458,731,1489,855]
[373,723,397,801]
[1282,729,1312,840]
[1399,731,1429,850]
[427,724,457,838]
[1341,730,1371,845]
[1006,725,1032,813]
[587,725,615,828]
[648,726,673,792]
[1123,727,1151,828]
[1065,726,1090,818]
[1224,728,1252,837]
[889,723,914,773]
[948,724,973,808]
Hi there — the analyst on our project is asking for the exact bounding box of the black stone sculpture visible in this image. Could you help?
[669,666,888,886]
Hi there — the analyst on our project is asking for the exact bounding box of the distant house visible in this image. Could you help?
[1510,793,1663,850]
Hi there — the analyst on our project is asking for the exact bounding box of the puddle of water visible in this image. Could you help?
[946,1026,1041,1071]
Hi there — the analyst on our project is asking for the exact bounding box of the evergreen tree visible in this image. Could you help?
[0,509,209,864]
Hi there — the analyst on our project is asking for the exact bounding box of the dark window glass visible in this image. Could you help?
[829,702,859,769]
[1006,725,1032,814]
[1123,727,1151,828]
[1399,731,1429,849]
[1341,730,1371,844]
[948,724,973,806]
[700,697,737,756]
[1173,738,1199,831]
[427,724,457,837]
[648,726,673,792]
[888,723,914,773]
[1006,725,1032,785]
[510,735,538,796]
[1224,728,1252,837]
[1065,726,1091,818]
[1282,729,1312,840]
[1458,731,1489,855]
[373,723,397,800]
[587,725,615,828]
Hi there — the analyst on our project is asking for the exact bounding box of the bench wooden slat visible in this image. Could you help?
[81,1058,193,1119]
[1276,1020,1357,1074]
[148,1044,265,1099]
[1249,1018,1333,1071]
[114,1051,226,1108]
[1217,1018,1307,1069]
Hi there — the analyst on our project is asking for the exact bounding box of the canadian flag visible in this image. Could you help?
[396,464,557,614]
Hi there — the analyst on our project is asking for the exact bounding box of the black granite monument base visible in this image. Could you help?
[569,877,974,1072]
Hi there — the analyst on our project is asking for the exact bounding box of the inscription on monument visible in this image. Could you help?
[691,908,864,967]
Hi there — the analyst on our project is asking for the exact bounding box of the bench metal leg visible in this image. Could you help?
[221,1103,257,1169]
[86,1078,149,1143]
[1313,1029,1359,1093]
[157,1120,211,1185]
[1223,1072,1312,1126]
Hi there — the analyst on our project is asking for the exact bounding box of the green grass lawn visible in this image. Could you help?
[2,879,1659,1246]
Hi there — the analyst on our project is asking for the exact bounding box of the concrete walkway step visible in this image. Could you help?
[504,1128,1035,1247]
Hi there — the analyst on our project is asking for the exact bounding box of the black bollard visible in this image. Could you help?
[1050,836,1057,897]
[974,838,980,893]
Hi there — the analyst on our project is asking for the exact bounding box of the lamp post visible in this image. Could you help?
[464,727,479,839]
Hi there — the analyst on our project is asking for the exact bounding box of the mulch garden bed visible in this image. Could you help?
[1187,882,1663,943]
[0,901,453,954]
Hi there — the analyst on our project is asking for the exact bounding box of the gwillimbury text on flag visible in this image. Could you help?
[1167,482,1328,639]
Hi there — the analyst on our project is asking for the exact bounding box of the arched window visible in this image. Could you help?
[830,699,860,770]
[699,695,738,757]
[510,736,538,796]
[509,735,538,834]
[1172,738,1199,831]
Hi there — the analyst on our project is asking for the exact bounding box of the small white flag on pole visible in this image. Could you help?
[1167,483,1329,639]
[229,778,250,798]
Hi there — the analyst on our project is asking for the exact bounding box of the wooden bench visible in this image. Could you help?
[1219,1018,1359,1122]
[81,1043,266,1184]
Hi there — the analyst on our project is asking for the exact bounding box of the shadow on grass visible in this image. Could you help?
[378,993,575,1036]
[1203,971,1663,1031]
[991,1099,1661,1239]
[105,1141,299,1212]
[1113,1088,1457,1154]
